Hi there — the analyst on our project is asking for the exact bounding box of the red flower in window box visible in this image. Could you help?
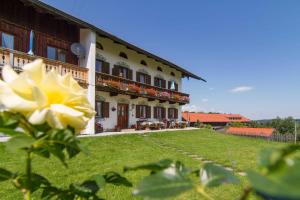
[145,88,157,96]
[172,94,181,100]
[128,84,140,93]
[106,80,120,89]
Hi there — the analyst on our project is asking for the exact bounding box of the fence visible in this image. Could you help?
[268,133,296,143]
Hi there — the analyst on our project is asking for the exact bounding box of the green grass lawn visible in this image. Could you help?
[0,129,286,200]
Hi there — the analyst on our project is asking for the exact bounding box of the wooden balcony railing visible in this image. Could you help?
[96,72,190,105]
[0,47,88,85]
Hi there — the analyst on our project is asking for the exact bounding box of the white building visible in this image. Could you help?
[0,0,205,134]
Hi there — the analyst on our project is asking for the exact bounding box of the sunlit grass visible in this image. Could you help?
[0,129,285,199]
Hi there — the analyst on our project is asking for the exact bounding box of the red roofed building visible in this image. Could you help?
[182,112,250,128]
[226,127,275,138]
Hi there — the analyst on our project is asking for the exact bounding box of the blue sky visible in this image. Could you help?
[43,0,300,120]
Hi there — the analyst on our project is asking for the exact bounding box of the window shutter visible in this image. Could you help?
[146,74,151,85]
[146,106,151,118]
[102,62,110,74]
[136,72,140,82]
[154,107,157,118]
[112,65,119,76]
[175,108,178,119]
[136,105,140,118]
[175,83,178,91]
[128,69,133,80]
[168,108,171,118]
[162,107,166,118]
[103,102,110,118]
[162,79,166,88]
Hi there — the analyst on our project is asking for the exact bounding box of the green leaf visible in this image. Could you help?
[124,159,173,173]
[133,166,193,199]
[258,145,300,172]
[248,158,300,200]
[5,135,35,152]
[13,173,50,192]
[88,174,106,189]
[0,111,21,129]
[200,163,239,188]
[0,128,24,137]
[103,171,132,187]
[0,168,13,182]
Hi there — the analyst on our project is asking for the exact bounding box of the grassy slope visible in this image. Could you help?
[148,129,285,171]
[0,129,284,200]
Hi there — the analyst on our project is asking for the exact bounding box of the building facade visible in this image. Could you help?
[0,0,204,134]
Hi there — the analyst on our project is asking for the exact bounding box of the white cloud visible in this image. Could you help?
[209,87,214,91]
[229,86,253,93]
[182,105,204,112]
[202,98,208,102]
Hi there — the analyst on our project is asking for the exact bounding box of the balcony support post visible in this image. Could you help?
[9,52,14,67]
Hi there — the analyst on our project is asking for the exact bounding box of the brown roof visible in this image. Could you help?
[182,112,250,123]
[226,127,275,137]
[23,0,205,81]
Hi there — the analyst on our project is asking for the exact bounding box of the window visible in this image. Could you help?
[119,52,128,59]
[1,33,14,49]
[168,81,178,91]
[154,107,166,119]
[154,77,166,88]
[140,60,147,66]
[136,72,151,84]
[157,66,162,72]
[113,65,132,79]
[136,105,150,119]
[95,101,109,118]
[96,60,103,72]
[47,46,66,62]
[119,67,128,79]
[168,108,178,119]
[96,60,110,74]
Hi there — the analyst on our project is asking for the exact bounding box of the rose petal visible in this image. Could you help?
[23,59,46,84]
[28,109,49,124]
[2,65,18,83]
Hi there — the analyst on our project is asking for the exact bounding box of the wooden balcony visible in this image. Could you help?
[0,47,88,86]
[96,72,190,105]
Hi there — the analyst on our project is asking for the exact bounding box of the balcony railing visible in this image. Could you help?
[96,72,190,105]
[0,47,88,85]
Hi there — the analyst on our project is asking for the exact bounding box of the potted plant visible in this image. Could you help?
[145,88,157,96]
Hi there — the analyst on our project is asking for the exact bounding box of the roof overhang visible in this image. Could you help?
[22,0,206,81]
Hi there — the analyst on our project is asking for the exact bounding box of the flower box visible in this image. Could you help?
[145,88,157,96]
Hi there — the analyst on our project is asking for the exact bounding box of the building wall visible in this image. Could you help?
[80,29,96,134]
[96,36,182,91]
[95,91,181,130]
[94,36,185,131]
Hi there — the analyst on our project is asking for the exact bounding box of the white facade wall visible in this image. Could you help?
[80,29,96,134]
[96,92,182,130]
[96,36,182,90]
[94,36,183,131]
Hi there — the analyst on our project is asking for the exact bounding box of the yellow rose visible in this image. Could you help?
[0,59,95,133]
